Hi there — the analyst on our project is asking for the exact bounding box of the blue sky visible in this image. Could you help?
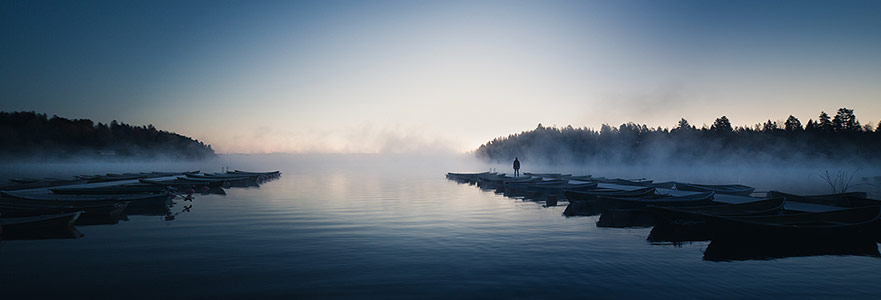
[2,0,880,153]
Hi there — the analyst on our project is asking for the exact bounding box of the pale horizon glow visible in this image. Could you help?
[2,1,880,154]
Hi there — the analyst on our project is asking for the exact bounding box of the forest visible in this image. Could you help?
[475,108,881,165]
[0,111,215,160]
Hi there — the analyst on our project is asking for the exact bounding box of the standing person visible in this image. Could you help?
[513,157,520,177]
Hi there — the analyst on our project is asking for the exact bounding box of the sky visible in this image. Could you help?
[2,0,880,154]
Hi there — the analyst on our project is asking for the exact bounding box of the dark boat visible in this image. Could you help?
[592,192,716,210]
[647,181,676,189]
[650,197,785,225]
[704,206,881,240]
[188,173,257,180]
[523,172,567,178]
[674,182,755,196]
[523,182,599,196]
[767,191,881,208]
[563,187,658,202]
[140,178,221,188]
[0,211,82,231]
[446,172,495,183]
[1,190,170,209]
[78,170,200,183]
[0,179,89,191]
[51,184,171,195]
[228,170,281,180]
[646,198,787,243]
[593,177,654,186]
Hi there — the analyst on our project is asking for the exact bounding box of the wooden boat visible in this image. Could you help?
[523,172,566,178]
[650,197,785,224]
[525,181,599,192]
[593,177,654,187]
[504,179,568,189]
[592,192,716,210]
[78,170,199,183]
[186,174,257,182]
[51,184,170,195]
[177,176,251,183]
[0,211,82,230]
[229,170,281,179]
[674,182,755,196]
[646,198,787,243]
[766,191,881,208]
[568,175,593,181]
[704,206,881,240]
[9,178,40,184]
[446,171,494,182]
[0,179,89,191]
[564,187,658,202]
[2,191,168,208]
[647,181,675,189]
[140,178,220,188]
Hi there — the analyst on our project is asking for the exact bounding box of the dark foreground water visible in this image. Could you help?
[1,155,880,299]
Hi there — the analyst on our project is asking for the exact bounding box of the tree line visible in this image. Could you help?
[0,111,215,160]
[475,108,881,165]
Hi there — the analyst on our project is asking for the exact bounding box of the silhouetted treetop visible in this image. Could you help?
[475,108,881,165]
[0,111,215,160]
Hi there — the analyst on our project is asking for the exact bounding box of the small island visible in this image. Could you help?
[0,111,215,160]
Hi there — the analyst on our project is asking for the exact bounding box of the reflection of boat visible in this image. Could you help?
[0,200,127,218]
[1,226,84,241]
[703,237,881,261]
[564,187,658,202]
[674,182,755,196]
[593,192,715,210]
[647,224,712,243]
[0,211,82,231]
[596,209,656,228]
[767,191,881,208]
[562,201,605,217]
[705,206,881,240]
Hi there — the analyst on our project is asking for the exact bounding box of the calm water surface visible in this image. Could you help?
[1,155,880,299]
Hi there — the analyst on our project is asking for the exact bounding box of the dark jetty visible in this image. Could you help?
[0,170,281,241]
[447,171,881,261]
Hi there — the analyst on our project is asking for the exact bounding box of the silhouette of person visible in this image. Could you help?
[513,157,520,177]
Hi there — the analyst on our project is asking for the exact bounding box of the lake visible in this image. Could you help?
[1,154,880,299]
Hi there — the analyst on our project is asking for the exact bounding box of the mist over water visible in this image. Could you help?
[1,154,880,299]
[4,152,879,197]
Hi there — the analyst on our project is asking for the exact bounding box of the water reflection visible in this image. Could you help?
[0,171,280,242]
[704,237,881,262]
